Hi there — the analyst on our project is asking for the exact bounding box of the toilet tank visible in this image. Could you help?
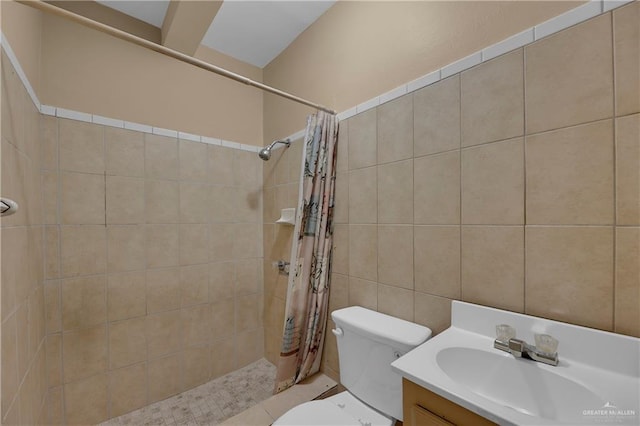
[331,306,432,421]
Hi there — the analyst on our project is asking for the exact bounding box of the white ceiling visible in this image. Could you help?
[97,0,335,68]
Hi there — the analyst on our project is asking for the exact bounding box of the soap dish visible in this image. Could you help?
[276,208,296,225]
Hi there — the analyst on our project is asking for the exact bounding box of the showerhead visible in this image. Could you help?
[258,139,291,161]
[259,147,272,161]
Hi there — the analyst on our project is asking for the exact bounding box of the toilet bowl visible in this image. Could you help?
[273,306,432,426]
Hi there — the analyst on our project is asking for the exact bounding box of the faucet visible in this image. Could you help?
[493,325,559,366]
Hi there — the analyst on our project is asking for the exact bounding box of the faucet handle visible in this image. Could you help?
[535,333,559,354]
[495,324,516,342]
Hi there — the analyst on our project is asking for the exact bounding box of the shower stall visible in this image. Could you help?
[0,2,336,424]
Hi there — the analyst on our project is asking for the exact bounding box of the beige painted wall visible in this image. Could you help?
[40,13,264,145]
[263,0,583,142]
[1,0,42,94]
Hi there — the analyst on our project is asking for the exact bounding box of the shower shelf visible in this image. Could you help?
[276,208,296,225]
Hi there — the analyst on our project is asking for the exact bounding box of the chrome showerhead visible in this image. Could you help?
[257,139,291,161]
[259,147,272,160]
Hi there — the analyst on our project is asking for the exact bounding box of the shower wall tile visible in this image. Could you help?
[413,76,460,157]
[180,182,211,223]
[59,119,105,174]
[347,109,377,169]
[525,14,613,133]
[413,292,452,335]
[64,373,109,425]
[109,363,147,417]
[348,166,377,224]
[41,115,59,171]
[108,317,146,369]
[615,114,640,225]
[42,171,58,225]
[105,127,144,177]
[180,139,208,182]
[461,49,524,147]
[63,325,107,383]
[348,224,378,282]
[60,171,105,224]
[209,262,236,301]
[61,275,107,331]
[377,159,413,224]
[377,225,413,289]
[145,179,179,223]
[106,176,145,224]
[44,280,62,334]
[180,264,209,307]
[613,2,640,116]
[336,120,349,172]
[615,227,640,336]
[348,277,378,310]
[146,267,181,314]
[145,224,179,268]
[182,304,212,346]
[461,226,524,312]
[179,224,210,265]
[377,95,413,164]
[461,138,524,224]
[107,271,146,322]
[107,225,145,272]
[414,151,460,225]
[526,120,614,225]
[145,134,178,180]
[208,145,235,185]
[148,354,181,403]
[60,226,107,278]
[145,310,183,359]
[378,284,414,322]
[182,345,211,389]
[414,226,460,299]
[525,226,614,330]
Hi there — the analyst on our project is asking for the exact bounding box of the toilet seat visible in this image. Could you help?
[272,391,394,426]
[272,400,360,426]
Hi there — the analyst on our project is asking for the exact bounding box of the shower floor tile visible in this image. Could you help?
[100,358,276,426]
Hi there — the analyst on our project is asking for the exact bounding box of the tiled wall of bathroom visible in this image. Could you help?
[40,114,265,422]
[1,51,48,424]
[264,3,639,382]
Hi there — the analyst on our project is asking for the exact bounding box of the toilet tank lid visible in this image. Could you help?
[331,306,432,349]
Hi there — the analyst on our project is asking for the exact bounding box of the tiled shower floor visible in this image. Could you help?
[100,359,276,426]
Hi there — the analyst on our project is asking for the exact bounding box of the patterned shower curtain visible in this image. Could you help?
[273,111,338,393]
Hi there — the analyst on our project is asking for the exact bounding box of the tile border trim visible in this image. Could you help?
[335,0,631,121]
[1,0,633,148]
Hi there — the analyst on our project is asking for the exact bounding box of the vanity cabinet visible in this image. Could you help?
[402,379,496,426]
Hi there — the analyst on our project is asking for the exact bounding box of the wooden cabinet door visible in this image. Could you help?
[409,404,455,426]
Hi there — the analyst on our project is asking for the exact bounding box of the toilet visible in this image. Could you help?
[273,306,432,426]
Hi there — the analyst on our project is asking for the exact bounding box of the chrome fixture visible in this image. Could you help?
[258,139,291,161]
[0,197,19,217]
[494,325,559,366]
[273,260,290,275]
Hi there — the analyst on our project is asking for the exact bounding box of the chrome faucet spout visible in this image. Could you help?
[494,337,559,366]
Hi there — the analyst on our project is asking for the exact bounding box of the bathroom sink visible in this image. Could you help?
[436,347,603,423]
[391,302,640,426]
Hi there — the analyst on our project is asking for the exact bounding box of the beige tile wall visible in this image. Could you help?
[42,118,265,423]
[263,3,639,383]
[1,52,48,424]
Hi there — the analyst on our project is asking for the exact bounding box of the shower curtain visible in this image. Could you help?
[274,111,338,393]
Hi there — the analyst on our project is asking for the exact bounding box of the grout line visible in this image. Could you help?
[610,9,617,332]
[458,74,463,303]
[522,40,528,313]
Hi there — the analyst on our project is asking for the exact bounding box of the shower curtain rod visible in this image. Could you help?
[16,0,336,115]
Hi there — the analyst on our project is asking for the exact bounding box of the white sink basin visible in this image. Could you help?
[391,302,640,425]
[436,347,604,423]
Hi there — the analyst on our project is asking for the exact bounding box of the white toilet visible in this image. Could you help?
[273,306,432,426]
